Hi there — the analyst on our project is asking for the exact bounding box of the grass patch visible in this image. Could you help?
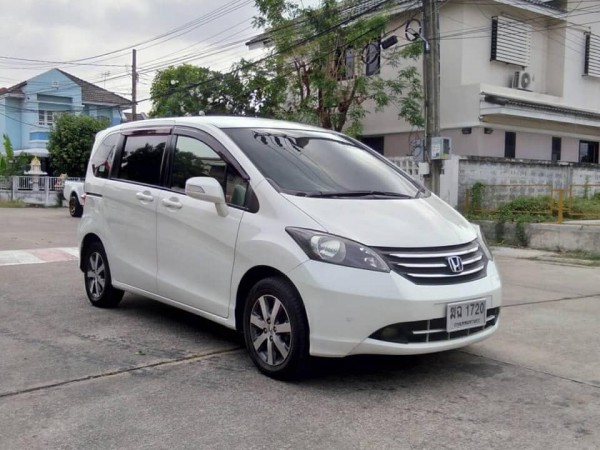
[568,197,600,217]
[465,193,600,222]
[526,250,600,267]
[0,199,26,208]
[560,250,600,262]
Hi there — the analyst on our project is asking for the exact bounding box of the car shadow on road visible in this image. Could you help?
[116,293,244,346]
[113,294,500,383]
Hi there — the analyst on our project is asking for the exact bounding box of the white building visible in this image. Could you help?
[361,0,600,164]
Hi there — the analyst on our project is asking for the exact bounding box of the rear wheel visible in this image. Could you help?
[69,195,83,217]
[83,242,123,308]
[243,277,309,380]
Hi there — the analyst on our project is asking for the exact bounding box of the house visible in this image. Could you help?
[0,68,131,164]
[248,0,600,164]
[362,0,600,164]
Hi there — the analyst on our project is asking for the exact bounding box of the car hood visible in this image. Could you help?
[282,194,477,248]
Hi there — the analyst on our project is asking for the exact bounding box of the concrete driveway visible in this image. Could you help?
[0,208,599,449]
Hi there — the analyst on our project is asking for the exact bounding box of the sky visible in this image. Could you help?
[0,0,295,113]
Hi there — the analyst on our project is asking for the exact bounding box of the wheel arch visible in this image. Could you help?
[234,265,307,333]
[79,233,103,271]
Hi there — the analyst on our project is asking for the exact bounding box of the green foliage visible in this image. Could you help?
[497,196,553,221]
[252,0,424,135]
[47,114,110,177]
[0,134,29,176]
[569,197,600,216]
[150,63,285,118]
[468,182,485,214]
[515,220,529,247]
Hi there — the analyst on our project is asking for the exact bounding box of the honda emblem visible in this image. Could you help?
[447,256,464,273]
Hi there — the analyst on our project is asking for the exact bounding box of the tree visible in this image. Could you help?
[47,114,110,177]
[253,0,424,135]
[0,134,29,176]
[150,63,285,118]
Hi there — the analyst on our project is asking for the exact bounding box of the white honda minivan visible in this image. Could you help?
[78,116,501,379]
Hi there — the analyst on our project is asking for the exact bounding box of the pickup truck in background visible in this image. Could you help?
[63,180,85,217]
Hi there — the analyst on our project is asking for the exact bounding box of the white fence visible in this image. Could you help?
[0,176,83,206]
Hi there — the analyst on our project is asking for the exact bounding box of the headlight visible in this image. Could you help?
[471,223,493,261]
[286,227,390,272]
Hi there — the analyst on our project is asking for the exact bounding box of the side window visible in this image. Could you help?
[116,135,168,186]
[171,136,223,191]
[364,41,381,76]
[171,135,248,206]
[90,133,118,178]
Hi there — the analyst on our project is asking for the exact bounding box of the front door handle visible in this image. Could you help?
[162,198,183,210]
[136,191,154,203]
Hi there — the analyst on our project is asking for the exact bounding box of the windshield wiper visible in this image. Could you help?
[303,191,413,199]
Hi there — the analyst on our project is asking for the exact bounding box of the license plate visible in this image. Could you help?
[446,299,487,332]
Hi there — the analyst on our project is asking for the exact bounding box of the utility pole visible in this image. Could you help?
[423,0,441,195]
[131,49,137,121]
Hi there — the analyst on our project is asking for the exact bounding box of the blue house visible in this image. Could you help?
[0,69,130,163]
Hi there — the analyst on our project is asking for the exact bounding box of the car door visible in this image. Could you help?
[156,128,248,318]
[102,130,170,293]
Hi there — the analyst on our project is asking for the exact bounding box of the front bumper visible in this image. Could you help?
[287,260,502,357]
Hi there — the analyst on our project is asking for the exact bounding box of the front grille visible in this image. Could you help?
[375,240,488,285]
[370,307,500,344]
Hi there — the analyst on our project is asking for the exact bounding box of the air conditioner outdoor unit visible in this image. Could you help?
[512,71,532,90]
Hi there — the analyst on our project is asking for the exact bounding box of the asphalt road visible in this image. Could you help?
[1,208,599,449]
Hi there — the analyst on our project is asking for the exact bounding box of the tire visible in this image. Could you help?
[69,195,83,217]
[83,242,123,308]
[243,277,309,380]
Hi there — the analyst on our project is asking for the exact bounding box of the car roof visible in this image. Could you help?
[113,116,327,133]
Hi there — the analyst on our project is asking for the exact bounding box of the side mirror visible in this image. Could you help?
[185,177,229,217]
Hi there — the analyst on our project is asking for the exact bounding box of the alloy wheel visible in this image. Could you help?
[249,295,292,366]
[86,252,106,300]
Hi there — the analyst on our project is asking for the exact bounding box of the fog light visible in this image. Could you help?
[379,326,400,340]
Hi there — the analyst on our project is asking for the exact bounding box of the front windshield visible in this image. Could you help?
[223,128,424,198]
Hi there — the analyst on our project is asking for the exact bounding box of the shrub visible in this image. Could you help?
[497,196,554,222]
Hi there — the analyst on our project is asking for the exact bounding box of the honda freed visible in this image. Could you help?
[78,116,501,379]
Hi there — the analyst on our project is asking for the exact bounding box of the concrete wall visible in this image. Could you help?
[458,156,600,210]
[478,220,600,252]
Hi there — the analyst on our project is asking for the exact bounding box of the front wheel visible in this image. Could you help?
[83,242,123,308]
[243,277,309,380]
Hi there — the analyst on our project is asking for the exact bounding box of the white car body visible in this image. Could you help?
[78,116,501,377]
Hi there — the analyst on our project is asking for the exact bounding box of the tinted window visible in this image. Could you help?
[505,132,516,158]
[90,133,119,178]
[223,128,421,198]
[171,136,223,191]
[171,135,248,206]
[579,140,599,163]
[551,137,561,162]
[116,135,167,186]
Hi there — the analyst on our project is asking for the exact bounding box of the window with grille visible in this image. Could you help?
[491,16,532,67]
[364,41,381,76]
[38,110,55,126]
[584,32,600,77]
[336,47,355,80]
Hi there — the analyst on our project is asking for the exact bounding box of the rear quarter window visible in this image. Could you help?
[90,133,119,179]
